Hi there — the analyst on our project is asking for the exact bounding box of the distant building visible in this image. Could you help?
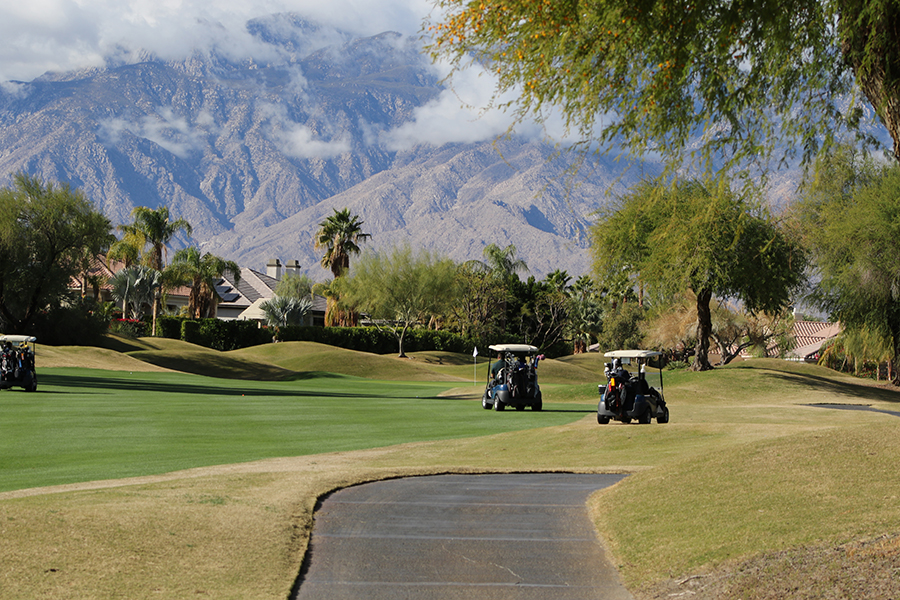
[784,320,842,362]
[73,256,325,326]
[71,256,191,314]
[215,258,326,326]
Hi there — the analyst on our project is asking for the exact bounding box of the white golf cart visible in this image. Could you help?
[481,343,543,411]
[597,349,668,424]
[0,334,37,392]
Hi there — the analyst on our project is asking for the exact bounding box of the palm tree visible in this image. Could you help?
[314,208,371,278]
[106,234,142,268]
[480,244,528,335]
[314,208,370,326]
[119,205,193,271]
[482,243,528,283]
[260,295,313,340]
[108,265,161,320]
[166,247,240,319]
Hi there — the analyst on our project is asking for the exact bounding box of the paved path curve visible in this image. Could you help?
[292,473,633,600]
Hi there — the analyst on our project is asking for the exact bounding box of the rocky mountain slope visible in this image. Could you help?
[0,13,645,279]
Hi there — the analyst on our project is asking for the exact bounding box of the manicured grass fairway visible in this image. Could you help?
[0,367,594,493]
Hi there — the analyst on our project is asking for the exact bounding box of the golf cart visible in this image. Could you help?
[597,349,668,424]
[0,334,37,392]
[481,343,543,411]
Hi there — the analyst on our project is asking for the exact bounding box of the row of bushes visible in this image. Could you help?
[151,316,479,355]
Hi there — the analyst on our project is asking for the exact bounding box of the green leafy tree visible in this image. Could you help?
[166,247,240,319]
[566,275,604,354]
[479,243,529,336]
[592,178,806,370]
[427,0,897,170]
[0,173,111,333]
[119,205,193,271]
[451,261,507,342]
[106,233,142,268]
[596,302,647,353]
[508,275,570,352]
[797,149,900,383]
[339,245,458,357]
[275,272,314,299]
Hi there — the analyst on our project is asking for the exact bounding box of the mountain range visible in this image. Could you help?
[0,13,655,279]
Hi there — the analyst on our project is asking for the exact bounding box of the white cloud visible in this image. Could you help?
[98,106,212,158]
[261,103,350,159]
[379,57,583,151]
[0,0,434,83]
[0,0,578,151]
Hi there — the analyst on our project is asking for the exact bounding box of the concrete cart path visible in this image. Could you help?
[292,473,634,600]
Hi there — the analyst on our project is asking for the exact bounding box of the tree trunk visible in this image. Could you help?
[152,291,158,336]
[692,288,714,371]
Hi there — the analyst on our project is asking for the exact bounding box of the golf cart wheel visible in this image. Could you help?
[25,372,37,393]
[657,406,670,423]
[481,390,493,410]
[493,397,505,411]
[532,395,542,411]
[638,409,652,424]
[597,414,610,424]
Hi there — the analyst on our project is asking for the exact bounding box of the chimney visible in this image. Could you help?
[266,258,282,280]
[284,260,301,278]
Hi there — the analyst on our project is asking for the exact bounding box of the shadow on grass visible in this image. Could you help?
[728,364,900,404]
[39,373,391,399]
[810,404,900,418]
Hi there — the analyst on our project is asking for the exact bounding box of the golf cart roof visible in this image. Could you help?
[604,349,662,359]
[0,335,36,344]
[489,344,540,354]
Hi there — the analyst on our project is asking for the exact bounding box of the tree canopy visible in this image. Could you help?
[118,205,192,271]
[0,173,111,334]
[427,0,898,169]
[591,178,806,369]
[339,245,458,357]
[314,208,371,279]
[166,247,240,319]
[796,148,900,382]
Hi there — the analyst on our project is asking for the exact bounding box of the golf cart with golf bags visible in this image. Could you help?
[597,349,669,424]
[481,343,543,411]
[0,334,37,392]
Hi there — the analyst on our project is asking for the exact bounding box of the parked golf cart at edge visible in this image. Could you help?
[0,334,38,392]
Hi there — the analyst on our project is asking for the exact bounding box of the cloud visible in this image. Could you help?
[0,0,579,151]
[0,0,434,83]
[99,106,215,158]
[261,103,351,159]
[379,57,583,151]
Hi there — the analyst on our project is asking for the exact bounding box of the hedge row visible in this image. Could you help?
[153,316,478,355]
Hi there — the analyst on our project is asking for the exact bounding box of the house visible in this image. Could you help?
[71,256,191,315]
[784,320,842,362]
[73,256,325,325]
[215,259,326,326]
